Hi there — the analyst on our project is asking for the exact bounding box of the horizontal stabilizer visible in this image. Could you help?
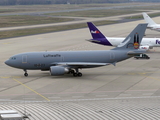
[86,39,101,42]
[111,62,116,66]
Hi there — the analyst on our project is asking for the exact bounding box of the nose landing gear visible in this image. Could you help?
[24,70,28,77]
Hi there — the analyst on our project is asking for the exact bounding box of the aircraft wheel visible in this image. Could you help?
[67,71,71,74]
[73,73,78,77]
[70,70,75,74]
[77,72,82,77]
[24,73,28,77]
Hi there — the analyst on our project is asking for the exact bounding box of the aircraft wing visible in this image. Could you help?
[51,62,115,67]
[127,50,146,56]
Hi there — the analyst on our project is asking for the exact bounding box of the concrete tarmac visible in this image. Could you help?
[0,18,160,103]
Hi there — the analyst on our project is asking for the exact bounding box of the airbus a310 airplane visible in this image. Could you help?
[5,23,147,77]
[142,12,160,32]
[87,22,160,50]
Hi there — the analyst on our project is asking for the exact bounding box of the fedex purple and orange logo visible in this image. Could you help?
[156,40,160,44]
[91,30,100,34]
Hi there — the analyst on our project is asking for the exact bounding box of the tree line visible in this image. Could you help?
[0,0,130,5]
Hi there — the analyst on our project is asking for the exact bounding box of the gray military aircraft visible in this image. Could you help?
[5,23,147,77]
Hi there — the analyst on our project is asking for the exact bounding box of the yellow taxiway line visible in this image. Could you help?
[13,78,50,102]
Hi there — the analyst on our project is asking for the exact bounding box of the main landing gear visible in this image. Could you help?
[69,69,82,77]
[23,69,82,77]
[24,70,28,77]
[73,72,82,77]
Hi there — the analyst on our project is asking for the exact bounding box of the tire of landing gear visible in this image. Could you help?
[77,72,82,77]
[70,70,75,74]
[73,73,78,77]
[24,73,28,77]
[73,72,82,77]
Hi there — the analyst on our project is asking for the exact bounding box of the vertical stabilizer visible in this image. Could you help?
[87,22,112,46]
[142,12,156,27]
[87,22,106,39]
[113,23,148,50]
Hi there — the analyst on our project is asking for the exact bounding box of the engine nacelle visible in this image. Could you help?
[50,66,69,76]
[139,46,150,50]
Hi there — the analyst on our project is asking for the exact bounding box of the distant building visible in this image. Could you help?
[131,0,160,2]
[67,1,70,4]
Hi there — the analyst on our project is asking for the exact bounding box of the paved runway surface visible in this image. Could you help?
[0,18,160,119]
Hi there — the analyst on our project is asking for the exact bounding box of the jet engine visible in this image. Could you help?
[50,66,69,76]
[139,46,150,50]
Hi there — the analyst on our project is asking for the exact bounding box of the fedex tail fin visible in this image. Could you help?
[113,23,148,50]
[142,12,156,27]
[87,22,112,46]
[87,22,106,39]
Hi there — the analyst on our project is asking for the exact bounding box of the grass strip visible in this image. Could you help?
[47,9,141,18]
[125,12,160,19]
[0,3,151,13]
[0,20,117,39]
[0,15,74,27]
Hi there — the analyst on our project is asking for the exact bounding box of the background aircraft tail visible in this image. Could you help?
[142,12,156,27]
[87,22,106,39]
[113,23,148,50]
[87,22,112,46]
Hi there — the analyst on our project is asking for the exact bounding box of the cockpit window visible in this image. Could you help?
[10,57,16,60]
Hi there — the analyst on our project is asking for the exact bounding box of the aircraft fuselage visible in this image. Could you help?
[5,50,129,70]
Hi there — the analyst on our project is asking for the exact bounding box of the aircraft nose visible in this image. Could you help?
[5,60,11,66]
[5,58,21,68]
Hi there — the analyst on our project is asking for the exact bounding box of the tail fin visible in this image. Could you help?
[87,22,106,39]
[142,12,156,27]
[114,23,148,50]
[87,22,112,46]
